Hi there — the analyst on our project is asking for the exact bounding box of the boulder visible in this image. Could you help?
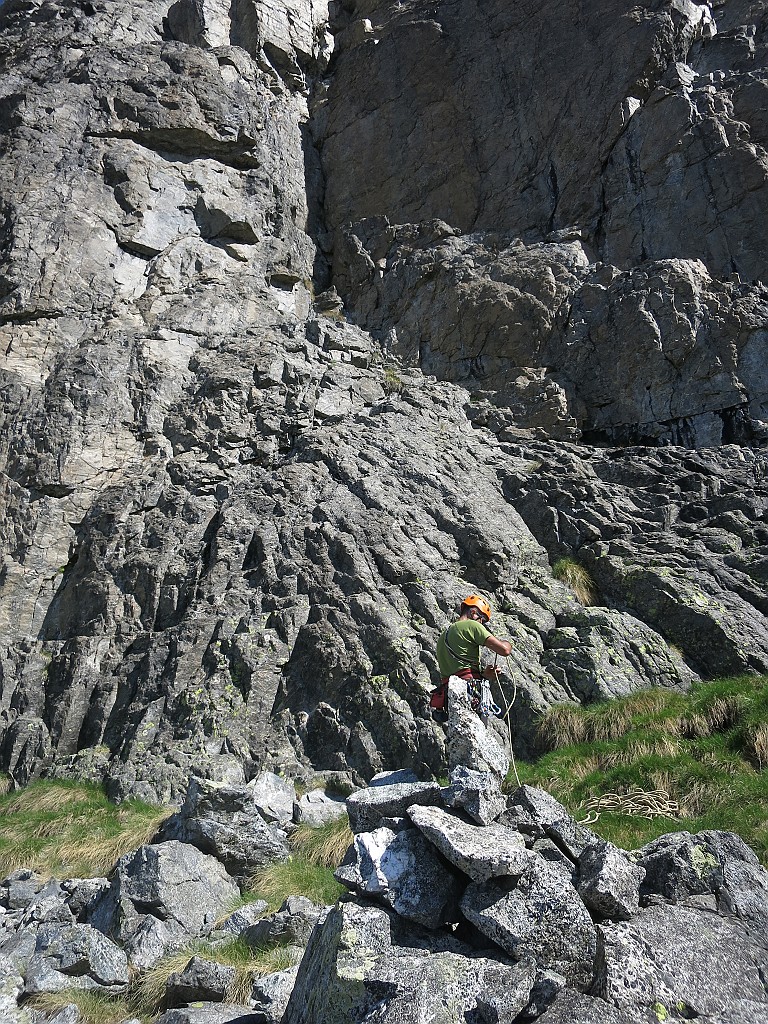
[89,841,239,968]
[407,804,531,881]
[442,765,506,826]
[508,785,597,857]
[345,780,443,834]
[241,897,325,948]
[335,826,463,929]
[594,902,768,1022]
[461,856,597,989]
[24,923,129,994]
[247,772,296,826]
[159,777,290,878]
[155,1008,262,1024]
[293,788,348,826]
[533,989,651,1023]
[45,1006,81,1024]
[282,901,537,1024]
[370,769,420,787]
[217,901,268,937]
[165,955,236,1006]
[250,966,300,1024]
[577,841,645,920]
[0,953,35,1023]
[446,679,510,780]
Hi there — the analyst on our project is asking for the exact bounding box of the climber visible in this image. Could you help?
[430,594,512,718]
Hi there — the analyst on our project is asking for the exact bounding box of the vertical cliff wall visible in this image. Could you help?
[0,0,766,801]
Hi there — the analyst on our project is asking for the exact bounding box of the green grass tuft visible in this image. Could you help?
[0,780,170,880]
[551,556,597,605]
[515,675,768,864]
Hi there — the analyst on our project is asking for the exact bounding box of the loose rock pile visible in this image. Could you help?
[282,687,768,1024]
[0,770,346,1023]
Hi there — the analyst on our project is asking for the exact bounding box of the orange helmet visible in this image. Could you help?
[462,594,491,623]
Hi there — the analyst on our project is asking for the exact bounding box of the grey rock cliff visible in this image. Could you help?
[0,0,765,796]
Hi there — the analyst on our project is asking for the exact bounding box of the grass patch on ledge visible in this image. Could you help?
[246,812,352,911]
[511,674,768,864]
[0,779,170,880]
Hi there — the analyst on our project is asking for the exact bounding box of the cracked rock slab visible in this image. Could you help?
[407,804,531,881]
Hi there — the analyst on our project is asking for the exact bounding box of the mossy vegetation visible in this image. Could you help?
[513,675,768,863]
[0,780,170,879]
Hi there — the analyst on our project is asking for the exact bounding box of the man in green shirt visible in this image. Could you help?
[431,594,512,715]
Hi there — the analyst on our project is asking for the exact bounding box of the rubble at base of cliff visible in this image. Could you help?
[1,689,766,1024]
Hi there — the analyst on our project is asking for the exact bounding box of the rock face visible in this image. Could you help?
[0,0,766,798]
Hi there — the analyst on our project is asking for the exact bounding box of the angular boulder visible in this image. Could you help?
[446,679,509,780]
[442,765,506,826]
[242,896,325,948]
[461,856,597,990]
[89,841,239,968]
[165,955,236,1006]
[508,785,596,857]
[282,901,536,1024]
[159,777,290,878]
[250,965,300,1024]
[534,989,650,1023]
[407,804,531,881]
[293,788,348,826]
[335,826,463,929]
[594,902,768,1022]
[346,780,443,834]
[577,841,645,920]
[24,923,129,994]
[247,771,296,826]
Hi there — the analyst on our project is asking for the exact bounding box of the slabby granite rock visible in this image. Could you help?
[293,789,348,826]
[447,680,509,780]
[247,771,296,825]
[155,1007,262,1023]
[216,901,268,937]
[594,902,768,1022]
[250,965,300,1024]
[533,989,650,1024]
[443,765,506,826]
[282,900,536,1024]
[407,805,531,882]
[0,952,37,1024]
[241,896,325,948]
[577,841,645,921]
[24,923,129,994]
[346,780,443,834]
[335,826,463,929]
[509,785,596,857]
[461,856,597,990]
[159,777,290,878]
[165,955,235,1006]
[89,841,239,968]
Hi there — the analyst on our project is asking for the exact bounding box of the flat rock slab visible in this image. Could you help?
[250,965,300,1024]
[461,857,597,990]
[166,955,235,1006]
[534,990,653,1023]
[156,1007,262,1023]
[336,826,463,929]
[408,804,530,881]
[346,781,443,833]
[293,789,348,826]
[594,902,768,1022]
[283,901,536,1024]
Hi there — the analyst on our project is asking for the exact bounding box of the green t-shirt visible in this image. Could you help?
[436,619,491,677]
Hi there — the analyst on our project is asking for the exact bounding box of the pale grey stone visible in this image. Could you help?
[577,841,645,920]
[293,788,348,826]
[247,771,296,825]
[89,842,239,968]
[166,955,236,1006]
[335,826,463,929]
[407,804,531,881]
[594,903,768,1021]
[346,781,443,834]
[242,896,325,947]
[250,965,300,1024]
[217,901,268,936]
[461,857,597,990]
[283,901,536,1024]
[24,923,129,994]
[443,765,506,825]
[447,680,509,781]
